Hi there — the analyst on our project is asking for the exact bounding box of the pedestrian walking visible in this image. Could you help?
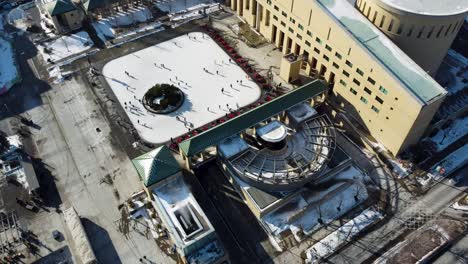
[125,71,129,75]
[137,120,140,124]
[230,84,232,88]
[216,70,219,75]
[218,105,221,109]
[236,103,239,109]
[207,107,210,112]
[221,88,224,93]
[240,80,243,84]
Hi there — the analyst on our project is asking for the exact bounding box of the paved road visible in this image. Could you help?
[329,165,467,264]
[0,31,176,263]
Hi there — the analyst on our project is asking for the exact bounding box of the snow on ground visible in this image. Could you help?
[429,116,467,151]
[0,36,20,94]
[103,32,261,144]
[305,208,383,263]
[40,31,93,63]
[262,176,368,240]
[100,6,152,27]
[92,21,115,42]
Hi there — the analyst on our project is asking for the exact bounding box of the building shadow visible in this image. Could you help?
[81,218,122,264]
[32,158,63,211]
[0,24,53,120]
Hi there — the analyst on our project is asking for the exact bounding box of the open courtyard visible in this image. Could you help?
[103,32,261,144]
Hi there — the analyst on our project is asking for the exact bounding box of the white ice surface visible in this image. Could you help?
[103,32,261,144]
[40,31,93,62]
[156,0,213,13]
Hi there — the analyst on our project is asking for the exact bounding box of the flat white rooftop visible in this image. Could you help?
[103,32,261,144]
[378,0,468,16]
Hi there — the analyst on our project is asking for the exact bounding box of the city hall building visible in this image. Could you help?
[227,0,468,155]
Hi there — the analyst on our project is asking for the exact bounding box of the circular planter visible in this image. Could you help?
[142,84,184,114]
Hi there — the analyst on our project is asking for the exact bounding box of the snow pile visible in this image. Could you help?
[101,6,152,27]
[40,31,93,63]
[429,116,467,151]
[305,208,383,263]
[92,21,115,42]
[0,37,21,94]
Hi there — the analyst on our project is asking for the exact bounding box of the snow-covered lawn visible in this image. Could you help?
[103,32,261,144]
[429,116,467,151]
[40,31,94,63]
[0,37,20,94]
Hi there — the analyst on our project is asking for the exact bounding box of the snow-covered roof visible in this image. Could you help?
[377,0,468,16]
[218,136,250,159]
[256,120,288,143]
[0,37,21,94]
[317,0,447,104]
[152,175,215,249]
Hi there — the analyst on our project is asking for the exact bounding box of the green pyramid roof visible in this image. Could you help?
[46,0,77,16]
[132,146,181,187]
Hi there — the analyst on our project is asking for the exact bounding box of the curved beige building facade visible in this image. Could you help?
[356,0,468,75]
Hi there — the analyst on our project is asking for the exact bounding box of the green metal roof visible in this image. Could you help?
[317,0,447,104]
[178,80,327,156]
[132,145,181,187]
[46,0,77,16]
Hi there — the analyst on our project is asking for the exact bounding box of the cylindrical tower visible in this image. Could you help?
[356,0,468,75]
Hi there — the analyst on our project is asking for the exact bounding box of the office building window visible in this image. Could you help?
[364,87,372,95]
[307,30,312,37]
[315,37,322,44]
[281,21,286,27]
[274,5,279,11]
[356,68,364,76]
[282,11,287,17]
[371,105,380,113]
[289,27,294,33]
[379,86,388,94]
[342,70,349,77]
[353,78,360,86]
[298,24,304,30]
[349,87,357,95]
[375,96,384,104]
[332,62,339,69]
[289,17,295,24]
[379,16,385,28]
[388,19,394,31]
[273,15,278,21]
[323,55,329,61]
[360,96,368,104]
[367,77,376,85]
[335,52,342,59]
[296,34,302,40]
[305,40,311,47]
[314,47,320,54]
[325,45,332,51]
[339,79,347,86]
[345,60,353,67]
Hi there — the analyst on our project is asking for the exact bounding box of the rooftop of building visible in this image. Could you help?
[178,80,327,157]
[377,0,468,16]
[131,145,181,187]
[45,0,77,16]
[317,0,448,104]
[152,174,218,253]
